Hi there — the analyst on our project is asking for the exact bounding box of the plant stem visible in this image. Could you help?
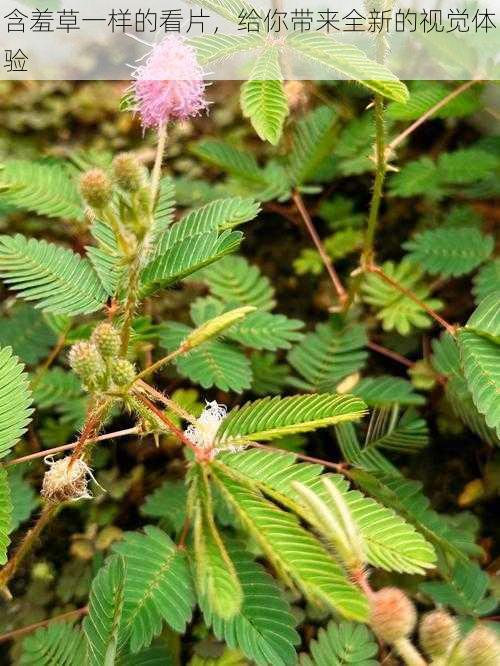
[0,504,58,590]
[177,516,191,550]
[0,606,88,644]
[292,190,348,307]
[135,381,198,425]
[366,264,456,335]
[386,80,478,156]
[393,637,427,666]
[133,392,198,453]
[367,341,414,368]
[132,344,189,383]
[150,123,167,208]
[363,93,386,263]
[70,399,112,462]
[5,427,140,468]
[245,441,346,473]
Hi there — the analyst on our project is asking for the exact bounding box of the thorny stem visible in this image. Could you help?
[0,606,88,644]
[0,504,58,591]
[5,427,140,468]
[70,399,112,462]
[366,264,456,336]
[292,190,348,308]
[177,516,192,550]
[386,80,479,157]
[135,380,198,425]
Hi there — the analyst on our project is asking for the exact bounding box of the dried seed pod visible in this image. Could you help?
[419,610,459,658]
[369,587,417,644]
[41,457,93,503]
[91,322,121,359]
[80,168,113,209]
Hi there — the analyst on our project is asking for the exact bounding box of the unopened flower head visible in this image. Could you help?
[132,36,207,129]
[185,401,227,453]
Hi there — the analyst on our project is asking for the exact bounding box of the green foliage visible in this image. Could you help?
[288,106,338,185]
[288,318,367,390]
[250,352,291,395]
[201,542,300,666]
[240,47,288,145]
[362,261,443,335]
[20,622,87,665]
[0,305,56,365]
[0,235,107,315]
[84,555,127,665]
[299,621,378,666]
[286,33,408,103]
[7,466,38,532]
[141,480,187,535]
[0,467,12,565]
[0,160,83,220]
[386,81,481,121]
[189,34,263,65]
[216,393,367,445]
[113,526,196,652]
[351,376,425,407]
[404,227,493,277]
[473,260,500,305]
[0,345,33,459]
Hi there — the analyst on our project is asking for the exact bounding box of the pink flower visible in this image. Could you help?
[132,36,207,129]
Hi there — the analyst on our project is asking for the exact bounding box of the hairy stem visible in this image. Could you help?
[0,504,58,591]
[366,264,456,335]
[134,392,198,453]
[363,93,386,263]
[150,123,168,209]
[132,343,189,383]
[0,606,88,644]
[292,190,348,307]
[6,427,140,468]
[393,637,427,666]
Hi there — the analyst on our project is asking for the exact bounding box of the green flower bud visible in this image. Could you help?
[419,610,459,658]
[69,342,105,384]
[113,153,146,192]
[91,322,121,359]
[370,587,417,644]
[80,168,113,209]
[111,358,136,386]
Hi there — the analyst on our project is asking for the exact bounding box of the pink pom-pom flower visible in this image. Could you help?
[132,36,207,129]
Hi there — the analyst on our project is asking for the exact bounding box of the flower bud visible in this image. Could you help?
[369,587,417,644]
[91,322,121,359]
[111,358,136,386]
[69,342,105,384]
[80,168,113,209]
[113,153,146,192]
[419,610,459,658]
[454,625,500,666]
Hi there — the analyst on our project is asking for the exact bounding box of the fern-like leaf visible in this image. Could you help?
[288,106,339,185]
[300,621,378,666]
[201,541,300,666]
[0,160,83,220]
[0,345,33,459]
[84,555,127,666]
[403,227,493,277]
[288,318,367,390]
[286,33,408,102]
[361,261,443,335]
[473,260,500,305]
[189,34,264,64]
[240,46,288,145]
[466,292,500,338]
[0,304,56,365]
[0,468,12,565]
[7,465,38,532]
[216,394,367,446]
[352,376,425,407]
[0,234,107,315]
[20,623,87,666]
[113,525,196,652]
[212,467,369,621]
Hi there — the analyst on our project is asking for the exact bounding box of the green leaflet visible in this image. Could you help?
[0,304,56,365]
[189,34,264,65]
[288,318,368,390]
[466,292,500,339]
[113,525,196,652]
[20,622,87,666]
[0,234,108,316]
[192,466,243,620]
[288,106,339,185]
[7,465,38,533]
[458,330,500,438]
[219,449,437,575]
[0,159,83,221]
[200,541,300,666]
[215,393,367,445]
[0,468,12,565]
[299,621,378,666]
[286,33,409,102]
[351,376,425,407]
[404,227,493,278]
[212,466,369,621]
[473,260,500,305]
[0,345,33,459]
[84,555,127,666]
